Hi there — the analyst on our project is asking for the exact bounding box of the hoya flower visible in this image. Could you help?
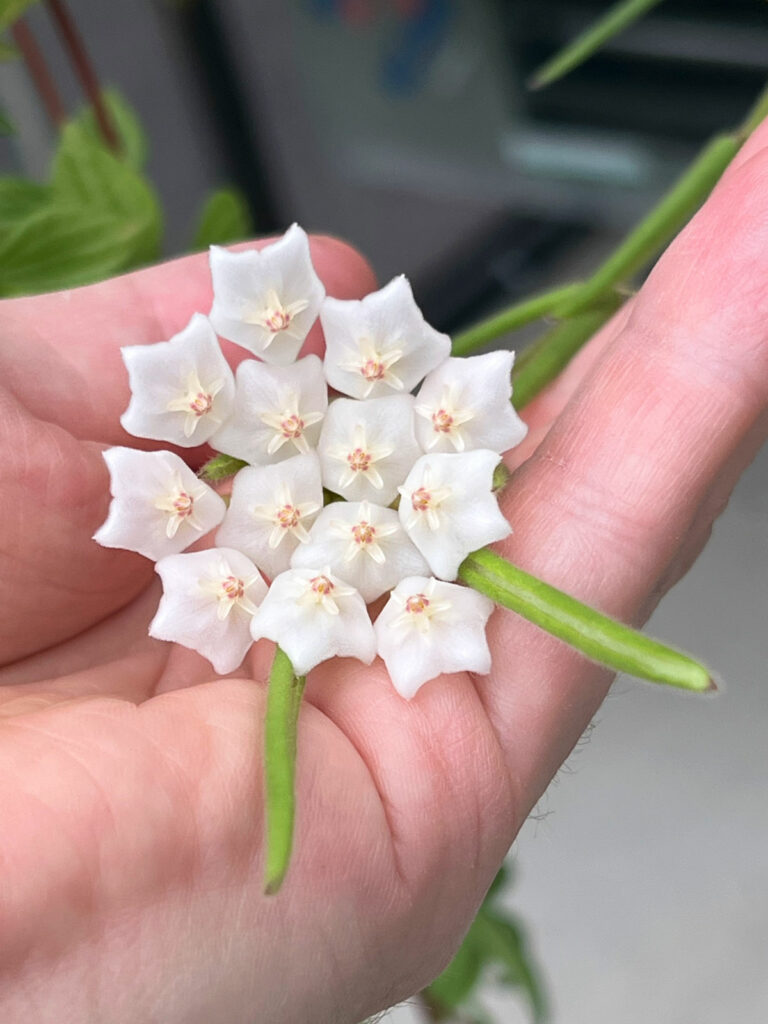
[208,224,325,364]
[250,567,376,676]
[150,548,267,674]
[209,355,327,466]
[318,394,421,504]
[121,313,235,447]
[322,275,450,399]
[398,450,511,581]
[290,500,429,603]
[375,577,495,699]
[216,453,323,580]
[93,447,226,561]
[414,351,528,454]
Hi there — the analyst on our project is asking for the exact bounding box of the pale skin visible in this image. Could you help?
[1,120,768,1024]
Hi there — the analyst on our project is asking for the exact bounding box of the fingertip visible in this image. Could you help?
[308,233,378,299]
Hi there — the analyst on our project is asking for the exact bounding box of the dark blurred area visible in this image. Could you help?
[2,0,767,331]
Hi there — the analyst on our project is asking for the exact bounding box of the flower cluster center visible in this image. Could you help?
[280,413,305,440]
[361,358,386,382]
[432,408,454,434]
[172,491,195,518]
[265,308,292,332]
[310,574,334,596]
[405,594,429,615]
[221,575,245,601]
[411,487,433,513]
[347,447,372,473]
[189,391,214,417]
[351,520,375,545]
[277,503,300,529]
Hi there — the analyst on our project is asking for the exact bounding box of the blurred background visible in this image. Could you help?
[1,1,767,1021]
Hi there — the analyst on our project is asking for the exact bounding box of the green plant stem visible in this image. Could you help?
[512,295,622,409]
[451,282,581,356]
[264,647,306,895]
[529,0,666,90]
[458,549,713,692]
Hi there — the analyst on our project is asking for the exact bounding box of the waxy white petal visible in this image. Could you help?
[209,225,325,364]
[414,351,528,454]
[150,547,267,674]
[398,451,511,581]
[120,313,234,447]
[322,275,451,399]
[290,500,429,603]
[318,393,421,504]
[250,568,376,676]
[216,452,323,580]
[375,577,494,699]
[209,355,327,466]
[93,447,226,560]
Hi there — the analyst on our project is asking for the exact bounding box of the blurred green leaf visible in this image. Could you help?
[0,0,38,31]
[52,121,162,265]
[198,453,248,481]
[0,105,15,134]
[423,865,548,1023]
[0,177,49,221]
[193,187,253,249]
[0,36,17,59]
[72,88,148,170]
[0,204,157,296]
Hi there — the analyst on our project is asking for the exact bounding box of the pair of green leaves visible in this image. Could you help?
[0,88,254,297]
[423,866,547,1023]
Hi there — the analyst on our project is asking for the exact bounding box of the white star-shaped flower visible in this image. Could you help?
[414,351,528,454]
[250,567,376,676]
[322,275,450,399]
[209,225,325,364]
[93,447,226,560]
[216,452,323,580]
[120,313,235,447]
[290,500,429,603]
[398,451,511,581]
[209,354,327,466]
[318,394,421,504]
[150,547,267,674]
[375,577,495,699]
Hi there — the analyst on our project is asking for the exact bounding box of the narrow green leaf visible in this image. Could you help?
[198,453,249,482]
[459,548,713,692]
[472,912,549,1024]
[529,0,666,90]
[0,204,156,296]
[193,187,254,249]
[0,177,49,222]
[264,647,306,895]
[450,283,581,357]
[424,934,483,1013]
[0,0,39,32]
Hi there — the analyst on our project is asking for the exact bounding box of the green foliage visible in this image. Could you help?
[423,866,548,1023]
[0,0,39,31]
[0,90,162,297]
[198,453,249,481]
[193,187,254,249]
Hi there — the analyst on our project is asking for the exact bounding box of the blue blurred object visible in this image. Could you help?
[382,0,452,96]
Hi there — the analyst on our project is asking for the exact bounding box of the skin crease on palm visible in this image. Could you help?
[1,118,768,1024]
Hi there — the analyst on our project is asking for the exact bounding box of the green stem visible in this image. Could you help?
[552,133,740,319]
[529,0,667,90]
[512,296,622,408]
[451,282,581,356]
[264,647,306,895]
[458,549,713,692]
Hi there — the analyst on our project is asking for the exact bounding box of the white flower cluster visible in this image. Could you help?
[95,226,528,698]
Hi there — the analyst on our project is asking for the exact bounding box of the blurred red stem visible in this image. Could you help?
[45,0,118,149]
[11,18,66,127]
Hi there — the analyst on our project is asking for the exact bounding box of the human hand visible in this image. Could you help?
[1,122,767,1024]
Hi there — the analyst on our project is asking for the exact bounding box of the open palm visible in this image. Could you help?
[1,124,768,1024]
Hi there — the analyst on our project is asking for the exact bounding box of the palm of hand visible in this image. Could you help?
[1,132,768,1023]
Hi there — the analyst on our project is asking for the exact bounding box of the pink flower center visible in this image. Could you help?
[265,309,292,332]
[432,408,454,433]
[280,414,305,440]
[411,487,433,513]
[190,391,213,417]
[172,492,195,518]
[347,447,372,472]
[351,521,375,545]
[405,594,429,615]
[310,574,334,596]
[221,575,245,601]
[361,358,385,382]
[277,504,300,529]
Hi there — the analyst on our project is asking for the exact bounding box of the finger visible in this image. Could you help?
[477,142,768,813]
[0,235,376,445]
